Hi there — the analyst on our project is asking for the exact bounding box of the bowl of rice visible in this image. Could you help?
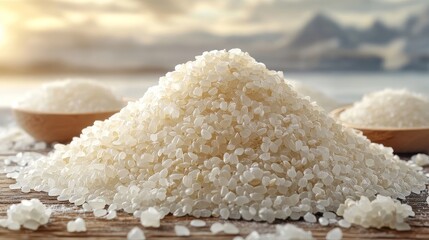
[12,79,127,143]
[331,89,429,153]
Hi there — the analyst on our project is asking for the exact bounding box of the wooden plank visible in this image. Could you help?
[0,153,429,239]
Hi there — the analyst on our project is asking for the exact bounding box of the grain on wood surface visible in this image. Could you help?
[1,152,429,240]
[1,104,429,240]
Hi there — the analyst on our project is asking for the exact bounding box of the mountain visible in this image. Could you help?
[407,7,429,36]
[360,20,399,44]
[403,15,418,35]
[282,13,385,71]
[2,7,429,74]
[402,7,429,70]
[288,13,354,49]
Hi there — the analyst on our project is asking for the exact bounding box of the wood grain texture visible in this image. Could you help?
[1,152,429,240]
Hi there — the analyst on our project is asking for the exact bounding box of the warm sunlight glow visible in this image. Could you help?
[0,24,6,46]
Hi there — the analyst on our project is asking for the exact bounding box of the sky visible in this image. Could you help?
[0,0,428,71]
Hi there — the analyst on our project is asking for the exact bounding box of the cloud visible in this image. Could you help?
[246,0,429,30]
[0,0,428,70]
[137,0,190,16]
[5,0,427,37]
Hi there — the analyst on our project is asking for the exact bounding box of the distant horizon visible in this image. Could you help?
[1,71,428,108]
[0,66,428,77]
[0,0,428,73]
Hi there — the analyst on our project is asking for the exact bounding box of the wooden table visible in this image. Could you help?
[1,109,429,240]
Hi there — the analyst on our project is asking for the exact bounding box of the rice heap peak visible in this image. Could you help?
[12,49,426,222]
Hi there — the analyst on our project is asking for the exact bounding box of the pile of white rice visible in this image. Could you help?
[13,79,125,113]
[337,195,414,231]
[289,80,340,112]
[339,89,429,128]
[0,199,51,231]
[9,49,427,223]
[0,125,46,151]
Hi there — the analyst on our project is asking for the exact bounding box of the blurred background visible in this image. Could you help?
[0,0,428,106]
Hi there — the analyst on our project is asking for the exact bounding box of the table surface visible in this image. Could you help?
[1,108,429,240]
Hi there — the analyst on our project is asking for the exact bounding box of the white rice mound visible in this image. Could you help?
[288,80,340,112]
[339,89,429,128]
[10,49,426,223]
[0,199,51,231]
[0,125,46,151]
[337,195,414,231]
[13,79,125,113]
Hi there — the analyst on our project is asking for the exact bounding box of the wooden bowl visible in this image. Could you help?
[12,108,119,143]
[331,106,429,153]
